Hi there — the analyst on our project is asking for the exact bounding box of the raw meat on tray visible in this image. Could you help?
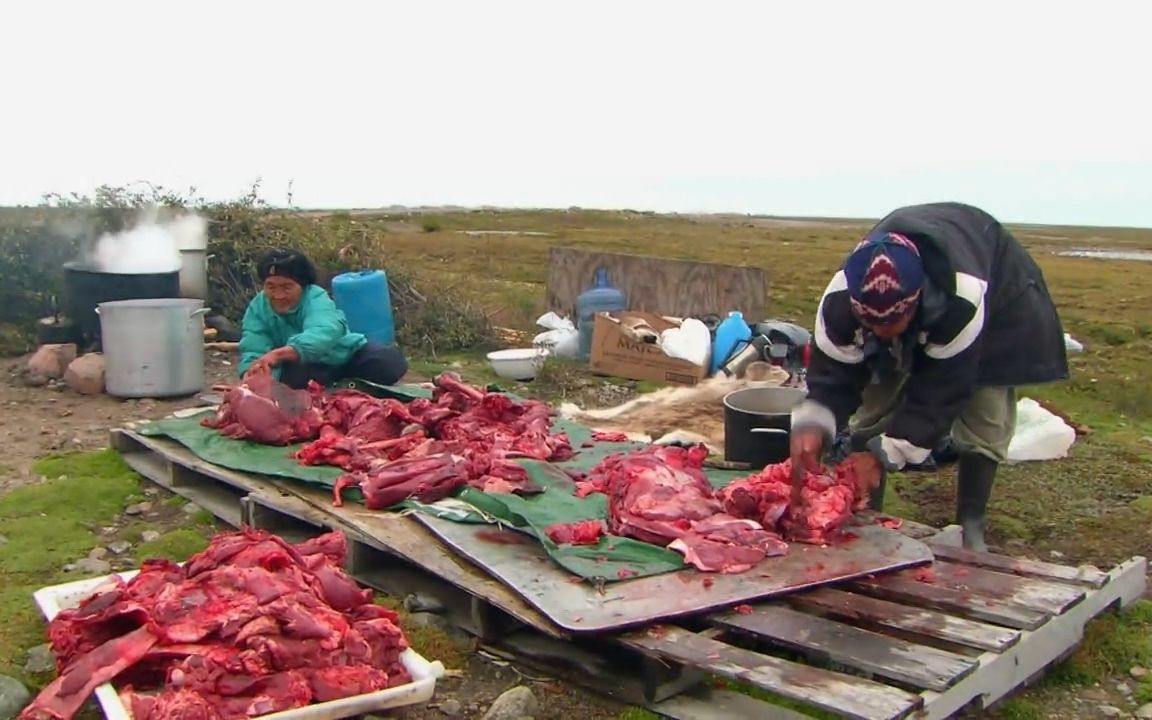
[20,529,410,720]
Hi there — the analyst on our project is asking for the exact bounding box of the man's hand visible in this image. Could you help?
[848,451,884,498]
[789,428,825,474]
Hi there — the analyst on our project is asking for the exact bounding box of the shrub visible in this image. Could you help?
[0,183,494,357]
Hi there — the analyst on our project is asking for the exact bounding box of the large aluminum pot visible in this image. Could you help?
[97,298,209,398]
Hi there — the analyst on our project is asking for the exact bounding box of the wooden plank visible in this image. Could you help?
[846,575,1051,631]
[546,246,767,320]
[922,561,1086,615]
[620,626,922,720]
[917,557,1148,720]
[786,588,1021,653]
[926,541,1109,588]
[712,605,977,692]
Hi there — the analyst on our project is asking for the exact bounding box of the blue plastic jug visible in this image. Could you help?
[576,267,627,361]
[710,310,752,375]
[331,269,396,346]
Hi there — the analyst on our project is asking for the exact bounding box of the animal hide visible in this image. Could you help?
[559,366,792,451]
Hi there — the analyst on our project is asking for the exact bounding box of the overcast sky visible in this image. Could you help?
[2,1,1149,227]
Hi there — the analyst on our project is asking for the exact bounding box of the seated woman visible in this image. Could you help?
[238,249,408,389]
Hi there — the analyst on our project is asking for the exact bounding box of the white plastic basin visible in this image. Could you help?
[486,348,548,381]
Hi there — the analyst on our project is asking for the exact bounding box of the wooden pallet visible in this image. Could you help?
[110,428,1147,720]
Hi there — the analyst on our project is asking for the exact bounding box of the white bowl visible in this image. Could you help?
[487,348,548,381]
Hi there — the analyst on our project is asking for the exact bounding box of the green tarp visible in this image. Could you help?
[136,382,746,582]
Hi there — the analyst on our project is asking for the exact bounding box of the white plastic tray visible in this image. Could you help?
[33,570,445,720]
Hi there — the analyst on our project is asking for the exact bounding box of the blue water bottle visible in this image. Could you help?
[710,311,753,375]
[576,268,627,361]
[331,270,397,346]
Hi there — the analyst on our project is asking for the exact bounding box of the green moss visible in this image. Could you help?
[1131,496,1152,513]
[993,697,1045,720]
[988,514,1034,542]
[1046,600,1152,687]
[136,529,210,562]
[0,450,144,679]
[716,678,836,718]
[616,709,661,720]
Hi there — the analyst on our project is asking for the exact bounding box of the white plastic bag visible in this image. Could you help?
[532,312,579,359]
[659,317,712,368]
[1006,397,1076,463]
[1064,333,1084,353]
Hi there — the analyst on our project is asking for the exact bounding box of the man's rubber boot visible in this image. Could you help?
[956,453,998,552]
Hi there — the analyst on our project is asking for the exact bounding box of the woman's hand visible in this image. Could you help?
[243,347,299,381]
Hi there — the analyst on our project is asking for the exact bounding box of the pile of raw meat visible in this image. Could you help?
[19,529,409,720]
[555,445,864,574]
[202,372,573,509]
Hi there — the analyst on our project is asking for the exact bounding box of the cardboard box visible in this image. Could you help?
[589,311,709,386]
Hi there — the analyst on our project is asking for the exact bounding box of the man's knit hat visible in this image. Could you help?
[843,231,924,326]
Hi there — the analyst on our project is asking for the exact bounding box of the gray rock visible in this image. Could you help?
[124,502,152,516]
[481,687,537,720]
[1135,703,1152,720]
[88,547,108,560]
[1097,706,1122,718]
[0,674,31,719]
[23,644,56,675]
[108,541,132,555]
[403,592,446,614]
[1117,681,1132,695]
[0,535,8,546]
[182,502,204,516]
[141,530,162,543]
[75,558,112,575]
[439,698,463,716]
[406,612,452,632]
[1132,666,1149,680]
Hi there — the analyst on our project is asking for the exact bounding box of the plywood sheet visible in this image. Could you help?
[546,247,767,320]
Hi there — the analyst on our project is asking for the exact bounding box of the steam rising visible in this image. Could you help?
[89,208,207,274]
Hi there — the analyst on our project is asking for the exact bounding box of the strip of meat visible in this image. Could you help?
[18,626,159,720]
[668,515,789,573]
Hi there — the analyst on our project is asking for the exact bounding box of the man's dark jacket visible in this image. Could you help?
[792,201,1069,465]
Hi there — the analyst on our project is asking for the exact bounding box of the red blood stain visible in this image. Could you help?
[914,567,937,583]
[702,577,714,589]
[734,604,754,615]
[617,568,637,579]
[476,529,530,545]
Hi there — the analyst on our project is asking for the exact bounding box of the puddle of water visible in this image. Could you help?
[1056,249,1152,262]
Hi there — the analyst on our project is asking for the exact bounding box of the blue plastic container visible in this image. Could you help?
[576,267,627,361]
[710,310,753,375]
[331,269,396,346]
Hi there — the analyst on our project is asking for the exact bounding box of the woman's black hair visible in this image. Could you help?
[256,248,318,287]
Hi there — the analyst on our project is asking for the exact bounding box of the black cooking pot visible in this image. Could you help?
[722,386,808,469]
[63,261,181,350]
